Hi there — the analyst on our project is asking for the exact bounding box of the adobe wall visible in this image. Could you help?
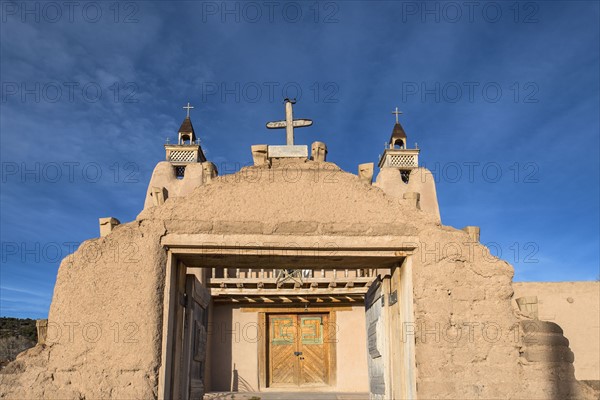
[0,220,168,399]
[409,226,523,398]
[208,304,369,392]
[336,306,369,392]
[409,226,596,399]
[513,281,600,381]
[209,305,259,392]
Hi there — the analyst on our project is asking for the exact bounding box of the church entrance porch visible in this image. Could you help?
[157,234,417,400]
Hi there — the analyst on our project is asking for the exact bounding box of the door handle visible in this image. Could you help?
[294,351,302,356]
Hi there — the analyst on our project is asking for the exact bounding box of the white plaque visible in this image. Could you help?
[268,145,308,158]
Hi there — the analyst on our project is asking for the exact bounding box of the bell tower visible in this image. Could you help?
[164,102,207,178]
[378,107,420,183]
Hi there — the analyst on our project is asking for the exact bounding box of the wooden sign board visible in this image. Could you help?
[266,119,313,129]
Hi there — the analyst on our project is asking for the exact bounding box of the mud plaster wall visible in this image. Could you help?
[409,226,523,399]
[0,220,168,399]
[208,305,259,392]
[335,306,370,392]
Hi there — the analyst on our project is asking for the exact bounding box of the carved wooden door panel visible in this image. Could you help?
[181,275,210,400]
[268,313,329,387]
[268,315,298,386]
[298,314,329,385]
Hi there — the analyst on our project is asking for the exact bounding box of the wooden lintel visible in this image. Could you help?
[213,295,365,305]
[210,287,368,296]
[209,277,375,285]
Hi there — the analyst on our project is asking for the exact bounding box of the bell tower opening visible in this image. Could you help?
[392,139,405,149]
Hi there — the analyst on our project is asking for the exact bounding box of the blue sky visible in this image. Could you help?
[1,1,598,319]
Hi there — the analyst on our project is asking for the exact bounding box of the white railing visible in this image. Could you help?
[207,268,377,296]
[169,150,197,162]
[387,154,418,168]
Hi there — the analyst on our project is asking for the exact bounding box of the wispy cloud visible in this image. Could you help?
[1,1,598,317]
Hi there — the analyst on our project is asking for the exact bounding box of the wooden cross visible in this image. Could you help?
[266,98,313,146]
[183,102,194,118]
[392,107,403,123]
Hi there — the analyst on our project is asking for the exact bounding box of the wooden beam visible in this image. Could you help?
[208,277,375,285]
[211,287,369,296]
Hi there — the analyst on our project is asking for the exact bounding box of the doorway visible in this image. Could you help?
[158,236,417,399]
[268,313,330,388]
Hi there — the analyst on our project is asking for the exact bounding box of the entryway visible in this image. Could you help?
[268,313,330,388]
[158,233,418,400]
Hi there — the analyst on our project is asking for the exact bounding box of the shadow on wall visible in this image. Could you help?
[209,306,232,391]
[232,363,256,392]
[515,296,596,399]
[520,320,592,399]
[209,305,257,393]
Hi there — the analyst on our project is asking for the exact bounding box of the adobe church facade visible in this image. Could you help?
[0,101,597,399]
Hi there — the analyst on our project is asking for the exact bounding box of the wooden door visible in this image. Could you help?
[269,315,298,385]
[181,275,210,400]
[365,277,387,399]
[268,313,329,387]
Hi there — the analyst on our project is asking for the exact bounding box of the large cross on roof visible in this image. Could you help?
[266,98,313,146]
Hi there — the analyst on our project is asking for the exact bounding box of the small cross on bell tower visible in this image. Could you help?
[178,102,196,145]
[378,107,420,183]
